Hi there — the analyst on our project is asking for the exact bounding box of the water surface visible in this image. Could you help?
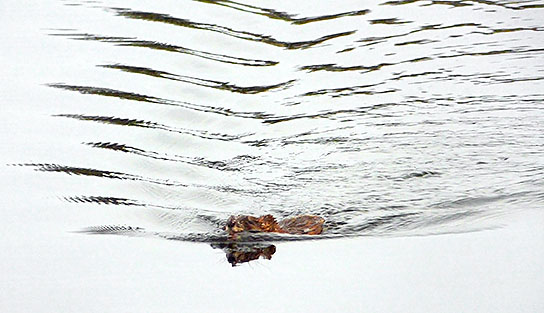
[1,0,543,311]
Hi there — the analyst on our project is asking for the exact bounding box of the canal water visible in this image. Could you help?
[1,0,543,312]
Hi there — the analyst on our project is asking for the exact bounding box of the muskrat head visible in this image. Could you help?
[225,214,282,235]
[225,215,246,234]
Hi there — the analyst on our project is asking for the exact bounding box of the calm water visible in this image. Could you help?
[1,0,544,311]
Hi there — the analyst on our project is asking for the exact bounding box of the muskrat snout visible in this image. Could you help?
[225,216,242,234]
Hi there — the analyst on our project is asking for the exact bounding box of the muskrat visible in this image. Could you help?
[225,214,324,237]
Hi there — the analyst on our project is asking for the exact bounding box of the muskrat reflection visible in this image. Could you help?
[211,242,276,266]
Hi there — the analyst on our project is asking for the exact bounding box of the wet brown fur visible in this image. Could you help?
[226,214,324,237]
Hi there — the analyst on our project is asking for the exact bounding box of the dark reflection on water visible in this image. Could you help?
[83,142,248,171]
[211,242,276,266]
[49,32,279,66]
[13,0,544,265]
[47,83,276,120]
[99,64,295,94]
[48,83,164,102]
[193,0,370,25]
[55,114,251,141]
[64,196,143,206]
[382,0,544,10]
[111,7,357,49]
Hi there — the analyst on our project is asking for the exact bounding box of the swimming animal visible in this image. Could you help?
[225,214,324,237]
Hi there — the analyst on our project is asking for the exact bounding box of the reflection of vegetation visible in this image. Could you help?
[193,0,369,25]
[47,83,275,121]
[369,18,411,25]
[19,163,129,179]
[300,82,398,98]
[51,32,277,66]
[55,114,153,128]
[211,242,276,266]
[64,196,143,206]
[357,23,481,48]
[47,84,160,103]
[300,57,432,73]
[394,39,436,46]
[100,64,295,94]
[381,0,544,10]
[112,8,355,49]
[85,141,249,172]
[381,0,419,5]
[55,113,251,142]
[15,163,185,187]
[300,62,392,73]
[426,1,472,7]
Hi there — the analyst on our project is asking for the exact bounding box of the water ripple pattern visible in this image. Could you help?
[23,0,544,243]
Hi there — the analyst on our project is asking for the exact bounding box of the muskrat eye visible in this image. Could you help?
[226,216,236,228]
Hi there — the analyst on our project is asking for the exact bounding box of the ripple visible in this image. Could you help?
[47,83,276,120]
[193,0,370,25]
[50,32,279,66]
[55,114,252,141]
[63,195,143,206]
[99,64,295,94]
[16,0,544,266]
[110,7,357,49]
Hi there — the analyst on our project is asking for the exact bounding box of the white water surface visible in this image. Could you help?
[1,0,543,312]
